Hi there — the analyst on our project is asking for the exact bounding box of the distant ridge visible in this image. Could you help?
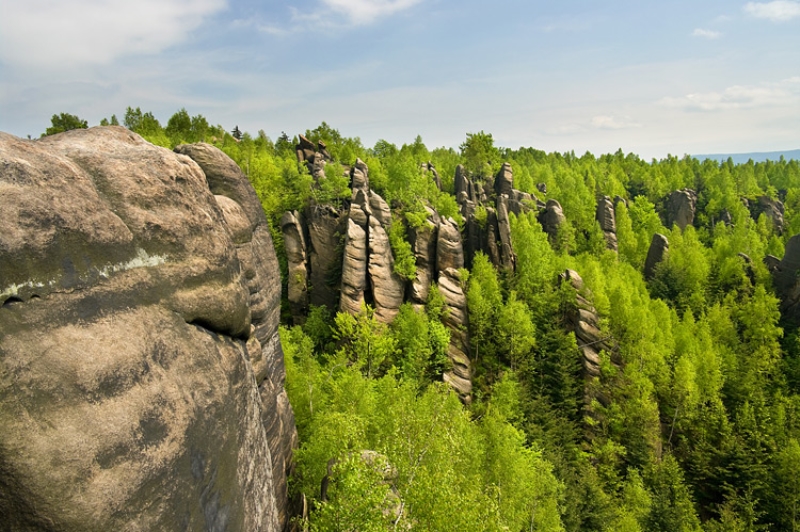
[692,149,800,164]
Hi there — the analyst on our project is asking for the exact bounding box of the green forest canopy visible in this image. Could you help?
[44,109,800,531]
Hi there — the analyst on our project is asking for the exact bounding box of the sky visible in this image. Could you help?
[0,0,798,159]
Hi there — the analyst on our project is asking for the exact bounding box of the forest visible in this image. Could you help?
[45,110,800,531]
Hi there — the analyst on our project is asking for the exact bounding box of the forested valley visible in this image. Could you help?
[48,110,800,531]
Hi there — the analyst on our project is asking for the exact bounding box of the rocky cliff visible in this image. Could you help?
[0,128,296,531]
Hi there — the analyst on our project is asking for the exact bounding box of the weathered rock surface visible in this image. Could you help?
[769,234,800,324]
[560,270,614,378]
[751,195,785,234]
[0,128,296,531]
[306,205,344,310]
[408,209,439,304]
[644,233,670,280]
[438,268,472,402]
[436,218,465,273]
[496,195,515,270]
[540,199,567,240]
[596,195,618,252]
[368,216,406,323]
[666,189,697,230]
[494,162,514,197]
[340,218,368,315]
[281,210,309,324]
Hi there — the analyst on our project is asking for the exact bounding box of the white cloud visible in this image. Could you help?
[322,0,423,25]
[659,77,800,111]
[743,1,800,22]
[286,0,423,29]
[692,28,722,39]
[591,115,642,130]
[0,0,226,69]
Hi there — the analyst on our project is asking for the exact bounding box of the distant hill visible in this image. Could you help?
[693,149,800,164]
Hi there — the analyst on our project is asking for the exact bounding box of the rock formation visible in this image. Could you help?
[768,234,800,324]
[306,205,344,310]
[644,233,670,280]
[0,128,296,531]
[539,199,567,241]
[596,195,618,252]
[751,195,785,234]
[282,210,309,324]
[666,189,697,230]
[560,270,616,379]
[408,208,440,305]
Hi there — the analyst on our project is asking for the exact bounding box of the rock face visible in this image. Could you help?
[596,195,618,252]
[540,199,567,240]
[666,189,697,230]
[0,129,296,532]
[751,195,785,234]
[306,205,344,310]
[769,234,800,324]
[281,210,309,324]
[644,233,670,280]
[560,270,616,379]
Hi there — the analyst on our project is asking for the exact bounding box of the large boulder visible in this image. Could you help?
[0,129,295,531]
[752,195,785,234]
[666,189,697,230]
[539,199,567,240]
[596,195,618,252]
[494,162,514,197]
[644,233,669,280]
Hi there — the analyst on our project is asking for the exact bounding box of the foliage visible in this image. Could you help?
[78,107,800,531]
[43,112,87,136]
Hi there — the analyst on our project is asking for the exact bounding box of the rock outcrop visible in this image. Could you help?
[0,128,296,531]
[282,210,309,324]
[540,199,567,241]
[560,270,616,379]
[666,189,697,230]
[644,233,670,280]
[750,195,785,234]
[768,234,800,324]
[596,195,618,252]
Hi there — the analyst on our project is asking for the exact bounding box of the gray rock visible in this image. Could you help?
[667,189,697,230]
[368,217,405,323]
[408,210,439,304]
[596,195,618,252]
[437,268,472,402]
[281,211,309,323]
[753,195,785,234]
[436,217,465,273]
[307,205,344,310]
[350,158,370,191]
[455,164,470,199]
[539,199,567,240]
[368,190,392,227]
[644,233,669,280]
[0,128,295,532]
[494,162,514,197]
[496,195,515,270]
[340,219,368,315]
[537,182,547,194]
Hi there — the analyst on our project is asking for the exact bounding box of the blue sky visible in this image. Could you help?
[0,0,798,159]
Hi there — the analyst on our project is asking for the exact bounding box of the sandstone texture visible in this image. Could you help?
[666,189,697,230]
[0,128,296,532]
[644,233,670,280]
[596,195,618,252]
